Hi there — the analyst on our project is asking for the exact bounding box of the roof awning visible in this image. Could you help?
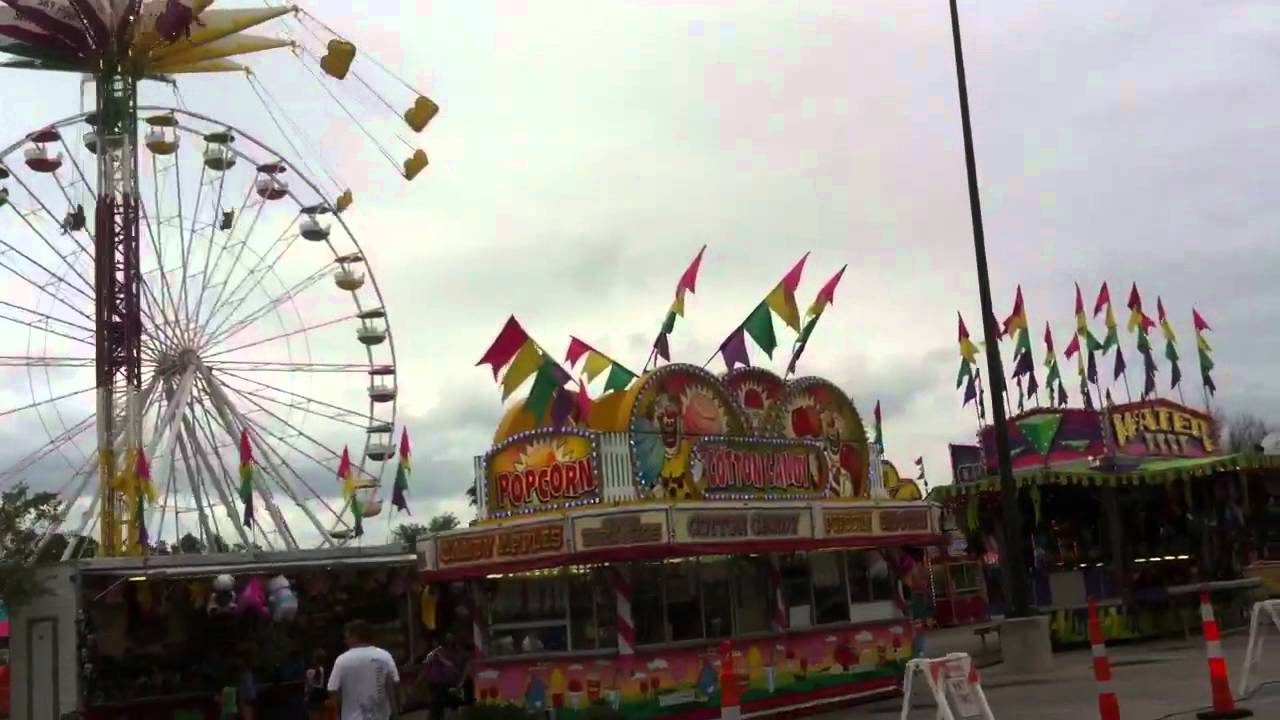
[78,546,417,579]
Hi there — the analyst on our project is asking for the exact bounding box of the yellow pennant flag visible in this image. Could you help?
[671,292,686,318]
[765,284,801,331]
[583,351,612,382]
[501,340,543,399]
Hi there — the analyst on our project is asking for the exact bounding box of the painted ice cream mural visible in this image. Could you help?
[470,622,913,718]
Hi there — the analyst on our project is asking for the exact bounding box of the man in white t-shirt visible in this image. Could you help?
[328,619,401,720]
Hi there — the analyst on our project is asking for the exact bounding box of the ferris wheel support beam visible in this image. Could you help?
[198,366,299,550]
[180,413,251,549]
[94,68,144,557]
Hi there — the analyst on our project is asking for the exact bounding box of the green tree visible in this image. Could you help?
[177,533,206,554]
[1225,412,1270,454]
[0,484,63,606]
[428,512,460,534]
[393,523,430,545]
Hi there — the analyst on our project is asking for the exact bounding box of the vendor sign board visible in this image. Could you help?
[672,507,812,543]
[436,520,568,570]
[485,427,602,516]
[692,436,827,501]
[573,510,669,551]
[820,506,934,538]
[1108,399,1217,458]
[980,407,1106,473]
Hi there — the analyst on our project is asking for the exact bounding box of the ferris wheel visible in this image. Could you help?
[0,1,438,556]
[0,108,396,552]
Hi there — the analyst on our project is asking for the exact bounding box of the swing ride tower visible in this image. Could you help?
[0,0,437,557]
[93,62,143,557]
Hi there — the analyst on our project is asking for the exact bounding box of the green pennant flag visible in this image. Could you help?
[796,314,818,347]
[603,363,637,393]
[1198,347,1214,373]
[661,310,677,335]
[1136,331,1152,354]
[1046,361,1061,387]
[956,359,974,389]
[1100,325,1119,353]
[743,302,777,357]
[351,495,364,537]
[1164,339,1180,363]
[526,358,561,420]
[1016,413,1063,457]
[1084,330,1103,352]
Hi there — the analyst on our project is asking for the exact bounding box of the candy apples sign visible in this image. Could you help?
[486,428,602,514]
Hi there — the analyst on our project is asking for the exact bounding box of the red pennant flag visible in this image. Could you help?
[958,312,971,342]
[1074,283,1086,316]
[1093,282,1111,318]
[810,265,847,314]
[780,252,809,294]
[1043,322,1055,353]
[1000,286,1026,338]
[1157,297,1168,324]
[477,316,530,379]
[676,245,706,296]
[1064,333,1081,359]
[565,336,593,367]
[1192,309,1211,332]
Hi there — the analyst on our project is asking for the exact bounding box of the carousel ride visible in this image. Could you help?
[0,1,438,557]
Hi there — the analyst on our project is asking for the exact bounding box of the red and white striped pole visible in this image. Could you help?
[1088,598,1121,720]
[1196,590,1252,719]
[613,565,636,657]
[768,554,787,632]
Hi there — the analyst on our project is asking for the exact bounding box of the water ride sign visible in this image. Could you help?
[693,436,827,500]
[486,428,602,515]
[1108,400,1217,458]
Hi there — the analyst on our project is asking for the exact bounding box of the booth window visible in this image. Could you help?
[779,553,814,628]
[700,558,734,639]
[485,573,569,656]
[569,567,617,651]
[733,556,772,634]
[665,560,703,641]
[847,550,894,603]
[631,562,666,646]
[811,551,850,624]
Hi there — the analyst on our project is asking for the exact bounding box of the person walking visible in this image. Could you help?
[422,635,457,720]
[328,620,401,720]
[305,649,336,720]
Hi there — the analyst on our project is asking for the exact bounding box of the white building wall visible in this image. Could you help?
[10,563,80,720]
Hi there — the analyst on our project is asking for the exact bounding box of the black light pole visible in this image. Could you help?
[947,0,1031,618]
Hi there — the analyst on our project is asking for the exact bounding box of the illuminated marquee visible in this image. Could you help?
[694,437,826,500]
[485,428,602,515]
[1109,400,1217,457]
[437,522,567,568]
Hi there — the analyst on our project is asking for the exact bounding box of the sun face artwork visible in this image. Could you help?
[768,379,869,499]
[630,366,746,501]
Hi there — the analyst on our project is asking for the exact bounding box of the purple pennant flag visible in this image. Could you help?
[654,333,670,362]
[962,374,977,405]
[1086,348,1098,385]
[1025,368,1040,398]
[550,387,575,427]
[1011,350,1034,378]
[155,0,195,42]
[720,328,750,371]
[1113,346,1127,380]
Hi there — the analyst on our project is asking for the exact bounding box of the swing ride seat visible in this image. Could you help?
[365,442,394,461]
[334,268,365,291]
[255,176,289,200]
[0,187,7,208]
[203,145,236,171]
[145,128,180,155]
[24,145,62,173]
[357,325,387,346]
[368,384,397,403]
[300,215,331,241]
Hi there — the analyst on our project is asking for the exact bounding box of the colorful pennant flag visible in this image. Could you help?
[392,428,411,514]
[1193,308,1215,396]
[1003,286,1038,404]
[651,245,706,362]
[914,456,925,481]
[956,312,979,392]
[1094,283,1119,353]
[787,265,846,375]
[238,429,255,528]
[1157,297,1182,390]
[1126,284,1158,398]
[717,254,809,370]
[1043,324,1067,407]
[566,337,638,394]
[337,446,363,537]
[1074,283,1102,351]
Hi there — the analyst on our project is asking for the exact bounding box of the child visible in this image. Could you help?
[304,649,334,720]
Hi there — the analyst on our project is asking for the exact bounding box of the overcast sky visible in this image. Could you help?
[2,0,1278,543]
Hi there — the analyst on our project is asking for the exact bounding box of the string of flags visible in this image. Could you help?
[392,428,411,514]
[717,254,809,370]
[477,316,583,425]
[567,337,638,395]
[337,446,364,537]
[957,282,1219,421]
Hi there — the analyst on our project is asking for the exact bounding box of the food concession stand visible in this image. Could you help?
[417,364,942,719]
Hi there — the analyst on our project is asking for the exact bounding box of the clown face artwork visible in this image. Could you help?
[724,368,785,434]
[770,379,869,499]
[630,366,743,500]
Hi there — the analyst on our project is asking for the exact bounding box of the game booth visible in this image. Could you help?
[934,399,1277,645]
[417,364,941,719]
[7,545,423,720]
